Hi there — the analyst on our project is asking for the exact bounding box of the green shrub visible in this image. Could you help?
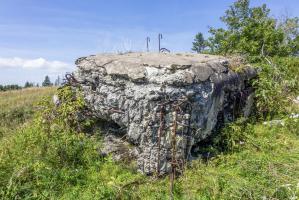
[36,86,89,134]
[253,57,299,119]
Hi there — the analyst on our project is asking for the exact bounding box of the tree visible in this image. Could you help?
[42,75,53,87]
[203,0,298,57]
[278,16,299,55]
[0,84,21,91]
[24,81,34,88]
[192,33,206,53]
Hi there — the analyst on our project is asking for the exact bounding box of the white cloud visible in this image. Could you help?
[0,57,71,71]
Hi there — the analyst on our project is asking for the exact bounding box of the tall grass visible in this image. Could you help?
[0,87,56,139]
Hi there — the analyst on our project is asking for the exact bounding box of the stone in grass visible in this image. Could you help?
[74,52,257,175]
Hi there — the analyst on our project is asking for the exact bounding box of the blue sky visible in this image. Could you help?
[0,0,298,85]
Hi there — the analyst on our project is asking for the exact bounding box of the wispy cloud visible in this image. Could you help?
[0,57,71,72]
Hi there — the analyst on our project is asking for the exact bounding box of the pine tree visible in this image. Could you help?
[24,81,34,88]
[42,75,53,87]
[192,33,206,53]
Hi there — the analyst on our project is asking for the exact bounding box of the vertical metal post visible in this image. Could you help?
[158,33,163,52]
[146,37,150,52]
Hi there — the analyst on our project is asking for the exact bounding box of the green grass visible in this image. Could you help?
[0,87,56,139]
[0,86,298,199]
[178,120,299,199]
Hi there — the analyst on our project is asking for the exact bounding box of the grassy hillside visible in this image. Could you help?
[0,79,298,200]
[0,87,56,139]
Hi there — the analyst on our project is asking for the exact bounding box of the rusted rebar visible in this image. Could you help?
[157,104,166,176]
[170,104,178,200]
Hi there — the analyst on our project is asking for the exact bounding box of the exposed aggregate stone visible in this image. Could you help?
[74,52,256,175]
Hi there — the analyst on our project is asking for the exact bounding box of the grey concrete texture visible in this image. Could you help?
[74,52,256,175]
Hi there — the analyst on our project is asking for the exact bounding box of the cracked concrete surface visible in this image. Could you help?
[74,52,256,175]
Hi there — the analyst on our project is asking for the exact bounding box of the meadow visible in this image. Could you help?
[0,73,298,199]
[0,87,57,139]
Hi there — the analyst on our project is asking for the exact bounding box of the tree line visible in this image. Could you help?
[0,75,63,92]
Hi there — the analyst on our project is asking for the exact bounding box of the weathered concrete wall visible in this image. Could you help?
[74,52,256,175]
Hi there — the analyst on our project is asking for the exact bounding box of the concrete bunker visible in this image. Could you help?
[73,52,256,175]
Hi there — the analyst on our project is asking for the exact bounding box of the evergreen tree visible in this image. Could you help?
[24,81,34,88]
[192,33,206,53]
[42,75,53,87]
[0,84,21,91]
